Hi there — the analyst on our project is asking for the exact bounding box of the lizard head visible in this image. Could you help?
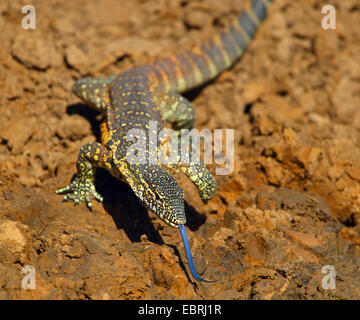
[119,163,186,227]
[116,161,218,281]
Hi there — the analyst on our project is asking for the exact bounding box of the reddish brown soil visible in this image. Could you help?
[0,0,360,299]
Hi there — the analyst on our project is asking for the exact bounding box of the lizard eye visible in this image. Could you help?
[154,191,162,202]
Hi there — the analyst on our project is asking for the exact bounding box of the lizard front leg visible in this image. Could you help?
[153,91,195,131]
[162,154,217,203]
[56,142,113,210]
[154,91,216,202]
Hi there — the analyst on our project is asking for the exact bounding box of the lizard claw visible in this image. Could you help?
[56,175,103,210]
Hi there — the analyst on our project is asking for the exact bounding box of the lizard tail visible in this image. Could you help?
[178,224,217,283]
[146,0,272,93]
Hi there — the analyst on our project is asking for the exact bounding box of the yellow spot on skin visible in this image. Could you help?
[234,19,250,43]
[213,34,232,67]
[192,46,203,56]
[247,8,260,25]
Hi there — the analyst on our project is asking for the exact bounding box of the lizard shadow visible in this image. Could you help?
[95,168,206,285]
[66,103,208,244]
[95,168,208,242]
[67,95,210,286]
[67,104,158,242]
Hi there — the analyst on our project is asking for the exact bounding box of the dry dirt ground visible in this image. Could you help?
[0,0,360,299]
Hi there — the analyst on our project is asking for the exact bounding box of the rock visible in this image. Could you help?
[11,34,62,70]
[0,117,36,154]
[184,9,211,29]
[65,45,89,74]
[0,220,27,263]
[0,0,359,300]
[56,115,91,141]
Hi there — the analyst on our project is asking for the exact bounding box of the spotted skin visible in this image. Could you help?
[56,142,112,210]
[153,91,195,131]
[57,0,271,281]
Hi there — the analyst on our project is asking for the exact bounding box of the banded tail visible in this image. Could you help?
[146,0,272,93]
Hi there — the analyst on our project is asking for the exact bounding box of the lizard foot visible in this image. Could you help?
[56,175,103,211]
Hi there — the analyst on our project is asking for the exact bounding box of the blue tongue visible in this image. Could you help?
[178,224,216,283]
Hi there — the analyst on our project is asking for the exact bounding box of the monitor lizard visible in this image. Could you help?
[57,0,272,282]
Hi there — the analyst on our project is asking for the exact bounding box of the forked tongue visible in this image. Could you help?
[178,224,217,283]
